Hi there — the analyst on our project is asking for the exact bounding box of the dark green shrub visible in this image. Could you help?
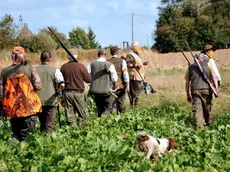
[19,32,57,53]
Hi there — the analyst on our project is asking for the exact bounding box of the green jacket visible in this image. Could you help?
[36,63,58,106]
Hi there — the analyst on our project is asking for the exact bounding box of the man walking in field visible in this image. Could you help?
[36,51,65,132]
[88,49,118,117]
[0,46,42,142]
[185,53,218,129]
[61,50,91,126]
[107,46,129,113]
[126,42,149,108]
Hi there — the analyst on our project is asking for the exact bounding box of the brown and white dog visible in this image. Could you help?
[135,131,177,160]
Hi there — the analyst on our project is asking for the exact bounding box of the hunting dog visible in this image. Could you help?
[135,131,177,160]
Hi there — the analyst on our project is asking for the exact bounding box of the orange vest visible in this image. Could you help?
[2,73,42,118]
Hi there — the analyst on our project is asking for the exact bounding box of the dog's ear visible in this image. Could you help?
[138,135,150,142]
[168,138,177,150]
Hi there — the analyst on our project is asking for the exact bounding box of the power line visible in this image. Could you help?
[135,15,149,28]
[135,13,155,18]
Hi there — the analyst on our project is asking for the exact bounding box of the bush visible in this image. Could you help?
[19,32,57,53]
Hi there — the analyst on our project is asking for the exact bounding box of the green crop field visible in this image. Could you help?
[1,69,230,172]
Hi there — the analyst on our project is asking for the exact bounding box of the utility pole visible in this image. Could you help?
[131,13,134,43]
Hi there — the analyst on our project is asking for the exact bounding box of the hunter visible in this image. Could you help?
[36,51,65,132]
[107,46,129,113]
[88,49,118,117]
[0,46,42,143]
[185,52,218,129]
[61,50,91,126]
[126,42,149,108]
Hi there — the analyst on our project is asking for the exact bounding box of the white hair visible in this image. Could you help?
[132,41,140,48]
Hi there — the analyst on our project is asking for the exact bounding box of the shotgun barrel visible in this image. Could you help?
[48,27,78,63]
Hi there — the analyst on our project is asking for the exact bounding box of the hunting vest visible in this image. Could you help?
[189,60,210,92]
[107,56,123,85]
[36,63,58,106]
[1,63,42,118]
[89,61,113,96]
[128,52,144,81]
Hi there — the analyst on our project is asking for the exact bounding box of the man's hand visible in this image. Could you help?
[125,84,129,92]
[60,97,65,107]
[143,61,149,66]
[135,64,142,70]
[218,81,221,87]
[187,95,192,103]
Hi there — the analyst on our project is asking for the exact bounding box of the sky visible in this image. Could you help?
[1,0,162,48]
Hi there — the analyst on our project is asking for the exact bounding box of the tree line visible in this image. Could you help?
[153,0,230,53]
[0,14,101,53]
[1,0,230,53]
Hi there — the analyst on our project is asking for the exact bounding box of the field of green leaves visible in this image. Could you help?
[1,93,230,172]
[1,67,230,171]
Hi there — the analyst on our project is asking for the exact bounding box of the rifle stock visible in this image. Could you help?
[48,27,78,63]
[185,41,218,97]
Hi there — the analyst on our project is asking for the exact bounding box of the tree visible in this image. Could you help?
[0,14,19,49]
[20,32,57,53]
[161,0,183,5]
[154,6,183,52]
[180,0,210,18]
[153,0,230,52]
[69,27,90,49]
[39,26,71,49]
[202,0,230,48]
[154,26,179,53]
[87,26,100,49]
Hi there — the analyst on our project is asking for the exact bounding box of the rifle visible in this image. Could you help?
[48,27,78,63]
[181,51,191,66]
[184,41,219,97]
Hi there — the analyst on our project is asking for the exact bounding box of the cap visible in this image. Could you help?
[204,44,216,52]
[12,46,25,54]
[110,46,120,55]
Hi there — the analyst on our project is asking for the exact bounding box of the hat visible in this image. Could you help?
[110,46,120,55]
[204,44,216,52]
[12,46,25,54]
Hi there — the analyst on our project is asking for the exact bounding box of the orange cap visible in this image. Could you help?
[12,46,25,54]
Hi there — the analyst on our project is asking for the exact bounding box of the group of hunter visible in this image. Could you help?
[0,41,221,143]
[0,41,149,143]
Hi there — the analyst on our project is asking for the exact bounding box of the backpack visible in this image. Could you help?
[2,73,42,118]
